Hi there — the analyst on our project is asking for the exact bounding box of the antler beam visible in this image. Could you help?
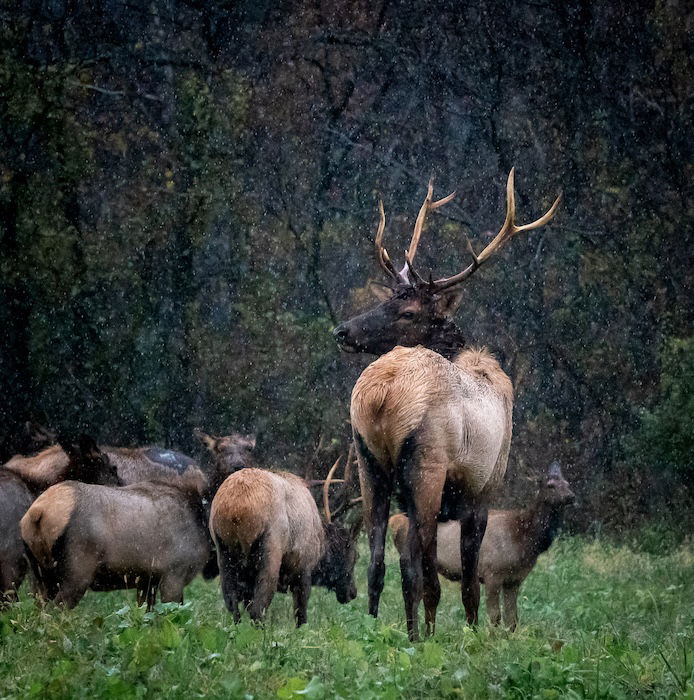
[433,168,561,291]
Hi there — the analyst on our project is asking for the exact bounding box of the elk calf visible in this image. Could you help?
[390,462,574,630]
[194,429,256,492]
[210,468,359,627]
[21,441,211,609]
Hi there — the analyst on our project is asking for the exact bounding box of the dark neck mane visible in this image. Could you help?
[425,319,466,360]
[522,501,565,559]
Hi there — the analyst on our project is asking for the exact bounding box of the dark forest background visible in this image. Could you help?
[1,0,692,532]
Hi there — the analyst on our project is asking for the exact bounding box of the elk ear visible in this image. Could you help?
[368,281,394,303]
[433,287,464,317]
[547,461,563,479]
[78,434,102,461]
[194,428,218,451]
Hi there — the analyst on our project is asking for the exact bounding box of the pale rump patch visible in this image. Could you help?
[21,483,77,567]
[210,468,324,569]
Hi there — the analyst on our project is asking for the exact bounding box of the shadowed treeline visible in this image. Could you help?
[1,0,692,531]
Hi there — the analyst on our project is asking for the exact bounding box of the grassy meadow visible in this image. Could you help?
[0,534,692,699]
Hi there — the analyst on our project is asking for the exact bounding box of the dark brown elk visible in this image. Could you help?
[21,439,213,609]
[390,462,575,630]
[0,471,34,606]
[333,170,560,639]
[209,467,359,626]
[194,429,257,492]
[0,434,122,604]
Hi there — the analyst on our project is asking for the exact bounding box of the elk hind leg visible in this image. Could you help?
[485,579,502,626]
[459,503,488,625]
[356,434,392,619]
[248,535,281,623]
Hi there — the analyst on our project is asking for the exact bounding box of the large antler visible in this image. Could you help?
[433,168,561,291]
[374,180,456,286]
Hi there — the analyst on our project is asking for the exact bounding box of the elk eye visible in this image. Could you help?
[400,311,416,320]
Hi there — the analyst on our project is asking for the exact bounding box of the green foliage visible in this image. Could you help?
[625,337,694,477]
[0,536,692,698]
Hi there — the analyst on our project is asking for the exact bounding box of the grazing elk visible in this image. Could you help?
[5,437,205,495]
[209,467,359,627]
[21,438,213,609]
[0,434,122,604]
[390,462,575,630]
[333,170,560,639]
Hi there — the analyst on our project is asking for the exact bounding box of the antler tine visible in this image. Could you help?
[400,178,456,284]
[322,455,342,523]
[374,199,400,282]
[433,168,561,291]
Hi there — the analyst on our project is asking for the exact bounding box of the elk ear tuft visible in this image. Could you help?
[433,287,464,317]
[368,281,394,303]
[194,428,218,451]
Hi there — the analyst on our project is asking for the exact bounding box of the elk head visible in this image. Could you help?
[194,429,257,492]
[333,169,561,358]
[312,447,361,604]
[539,461,575,507]
[58,434,121,486]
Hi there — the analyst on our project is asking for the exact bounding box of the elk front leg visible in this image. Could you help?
[459,503,487,625]
[291,571,312,628]
[502,582,520,631]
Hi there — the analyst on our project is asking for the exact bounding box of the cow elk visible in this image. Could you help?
[209,466,359,627]
[194,429,257,493]
[21,438,214,609]
[5,437,206,495]
[0,434,122,604]
[390,462,575,630]
[334,169,560,639]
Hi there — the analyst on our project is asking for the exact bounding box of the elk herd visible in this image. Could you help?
[0,170,573,640]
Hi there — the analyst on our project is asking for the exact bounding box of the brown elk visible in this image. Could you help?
[333,170,560,639]
[209,466,359,627]
[21,438,213,609]
[194,429,257,492]
[0,471,34,605]
[390,462,575,630]
[5,438,206,495]
[0,434,122,604]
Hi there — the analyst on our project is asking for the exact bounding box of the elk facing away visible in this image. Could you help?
[334,170,560,639]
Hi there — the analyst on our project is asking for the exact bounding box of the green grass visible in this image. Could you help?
[1,536,692,699]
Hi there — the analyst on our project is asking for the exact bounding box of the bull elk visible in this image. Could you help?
[333,169,560,639]
[390,462,575,630]
[209,465,360,627]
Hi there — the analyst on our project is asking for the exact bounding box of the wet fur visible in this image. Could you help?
[0,472,34,604]
[5,444,206,496]
[210,468,356,626]
[21,481,211,609]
